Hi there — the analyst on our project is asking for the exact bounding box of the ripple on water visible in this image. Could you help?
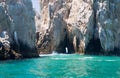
[0,54,120,78]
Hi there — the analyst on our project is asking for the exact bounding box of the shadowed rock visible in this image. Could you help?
[0,0,39,60]
[38,0,120,55]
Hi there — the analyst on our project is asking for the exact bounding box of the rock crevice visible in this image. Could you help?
[0,0,39,60]
[37,0,120,55]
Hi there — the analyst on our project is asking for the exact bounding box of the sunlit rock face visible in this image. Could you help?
[38,0,94,54]
[38,0,120,55]
[0,0,38,59]
[67,0,94,53]
[38,0,72,54]
[35,11,41,32]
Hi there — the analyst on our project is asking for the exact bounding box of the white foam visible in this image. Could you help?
[51,57,94,60]
[105,60,116,62]
[78,57,94,61]
[87,59,115,62]
[39,54,57,57]
[52,51,58,55]
[51,58,72,60]
[39,51,58,57]
[39,54,52,57]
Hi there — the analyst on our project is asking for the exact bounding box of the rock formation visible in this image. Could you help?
[0,0,39,60]
[35,11,41,33]
[37,0,120,55]
[37,0,72,54]
[0,32,22,60]
[93,0,120,55]
[67,0,94,54]
[0,0,120,58]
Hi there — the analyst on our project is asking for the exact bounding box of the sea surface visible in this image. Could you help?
[0,54,120,78]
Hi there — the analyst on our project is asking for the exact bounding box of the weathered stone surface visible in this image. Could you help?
[38,0,120,55]
[38,0,94,54]
[6,0,38,57]
[37,0,72,54]
[0,31,23,60]
[0,0,39,59]
[35,11,41,32]
[0,1,13,37]
[94,0,120,54]
[1,0,119,56]
[67,0,94,53]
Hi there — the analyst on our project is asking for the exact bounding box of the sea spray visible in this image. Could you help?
[39,51,58,57]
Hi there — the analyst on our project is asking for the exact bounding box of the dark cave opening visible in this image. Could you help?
[66,37,75,54]
[56,33,75,54]
[84,1,104,55]
[85,38,103,55]
[109,48,120,56]
[85,38,120,56]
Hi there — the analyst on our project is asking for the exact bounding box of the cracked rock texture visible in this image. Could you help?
[37,0,72,54]
[67,0,94,53]
[0,0,38,59]
[94,0,120,55]
[37,0,120,55]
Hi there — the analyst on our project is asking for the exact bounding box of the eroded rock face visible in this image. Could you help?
[0,0,39,59]
[38,0,94,54]
[0,32,23,60]
[6,0,38,57]
[38,0,72,54]
[0,1,13,38]
[35,11,41,32]
[94,0,120,54]
[38,0,120,55]
[67,0,94,53]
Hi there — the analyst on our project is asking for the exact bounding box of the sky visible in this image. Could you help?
[31,0,40,12]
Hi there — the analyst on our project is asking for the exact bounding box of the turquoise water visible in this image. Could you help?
[0,54,120,78]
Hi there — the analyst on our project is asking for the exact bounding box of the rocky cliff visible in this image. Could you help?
[0,0,119,58]
[37,0,72,54]
[0,0,38,60]
[37,0,120,55]
[93,0,120,55]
